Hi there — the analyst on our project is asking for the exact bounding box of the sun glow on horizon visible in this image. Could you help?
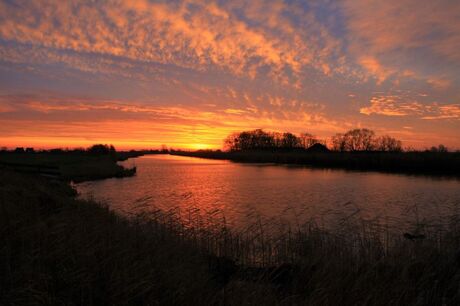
[0,0,459,149]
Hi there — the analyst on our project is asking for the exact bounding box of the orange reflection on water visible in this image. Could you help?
[76,155,460,232]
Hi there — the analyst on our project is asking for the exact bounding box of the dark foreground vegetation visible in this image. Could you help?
[2,170,460,305]
[173,150,460,176]
[173,129,460,177]
[0,144,137,182]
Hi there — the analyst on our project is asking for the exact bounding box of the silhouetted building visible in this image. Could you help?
[306,143,329,153]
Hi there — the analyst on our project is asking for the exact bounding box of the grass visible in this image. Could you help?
[0,152,136,182]
[171,150,460,177]
[2,170,460,305]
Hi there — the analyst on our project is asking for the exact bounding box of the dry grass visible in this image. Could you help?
[1,170,460,305]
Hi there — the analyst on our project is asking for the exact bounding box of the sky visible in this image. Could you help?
[0,0,459,150]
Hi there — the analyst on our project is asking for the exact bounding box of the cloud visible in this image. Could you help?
[0,93,340,148]
[343,0,460,60]
[427,77,452,90]
[0,1,459,149]
[360,94,460,120]
[0,0,344,85]
[343,0,460,85]
[421,104,460,120]
[358,56,395,84]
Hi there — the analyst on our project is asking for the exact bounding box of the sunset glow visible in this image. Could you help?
[1,0,459,150]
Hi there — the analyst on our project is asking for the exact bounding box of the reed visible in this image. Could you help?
[2,170,460,305]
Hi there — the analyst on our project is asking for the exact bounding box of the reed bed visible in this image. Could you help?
[2,170,460,305]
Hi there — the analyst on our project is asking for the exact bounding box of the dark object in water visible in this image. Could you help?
[403,233,426,241]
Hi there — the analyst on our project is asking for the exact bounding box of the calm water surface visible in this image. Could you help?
[76,155,460,230]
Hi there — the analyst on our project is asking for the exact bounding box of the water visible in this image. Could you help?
[76,154,460,231]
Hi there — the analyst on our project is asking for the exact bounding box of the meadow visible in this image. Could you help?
[171,150,460,177]
[0,150,136,182]
[2,169,460,305]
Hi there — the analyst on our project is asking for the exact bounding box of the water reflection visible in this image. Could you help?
[77,154,460,231]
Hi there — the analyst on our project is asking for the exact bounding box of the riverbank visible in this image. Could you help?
[171,150,460,177]
[2,170,460,305]
[0,151,136,182]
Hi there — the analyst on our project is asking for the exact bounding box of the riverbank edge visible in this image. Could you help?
[170,150,460,177]
[0,152,137,183]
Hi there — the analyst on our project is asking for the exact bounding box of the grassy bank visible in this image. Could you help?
[171,150,460,177]
[0,151,136,182]
[2,170,460,305]
[0,171,215,305]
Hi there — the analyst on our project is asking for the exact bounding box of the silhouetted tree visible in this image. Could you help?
[375,135,402,152]
[345,129,375,151]
[25,147,35,153]
[14,147,25,153]
[225,129,304,151]
[430,144,448,153]
[298,133,319,149]
[225,129,276,151]
[281,132,300,149]
[331,129,376,151]
[331,129,403,152]
[251,129,276,150]
[331,133,347,152]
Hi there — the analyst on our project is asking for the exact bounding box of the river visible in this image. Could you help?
[76,154,460,232]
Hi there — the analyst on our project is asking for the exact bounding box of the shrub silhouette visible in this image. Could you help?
[87,144,116,156]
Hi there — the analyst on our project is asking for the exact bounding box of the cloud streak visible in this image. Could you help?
[360,94,460,120]
[0,0,344,84]
[343,0,460,85]
[0,93,341,149]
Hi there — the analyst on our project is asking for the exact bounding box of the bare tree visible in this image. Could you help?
[299,132,319,149]
[331,133,347,152]
[281,132,300,149]
[331,129,399,152]
[343,129,375,151]
[375,135,402,152]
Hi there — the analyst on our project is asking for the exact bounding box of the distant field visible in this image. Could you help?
[0,152,135,182]
[172,150,460,177]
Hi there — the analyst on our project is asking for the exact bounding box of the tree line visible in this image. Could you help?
[1,144,117,156]
[224,128,404,152]
[331,129,402,152]
[224,129,325,151]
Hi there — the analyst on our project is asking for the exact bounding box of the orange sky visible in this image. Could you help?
[0,0,459,150]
